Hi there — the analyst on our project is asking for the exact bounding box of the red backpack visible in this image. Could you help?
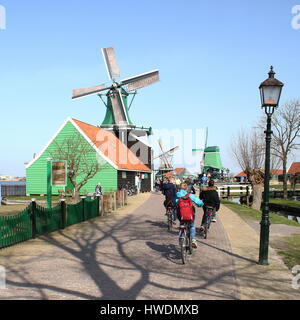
[177,193,194,221]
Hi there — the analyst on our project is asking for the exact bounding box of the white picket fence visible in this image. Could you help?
[216,184,252,198]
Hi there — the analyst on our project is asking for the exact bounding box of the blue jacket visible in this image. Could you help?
[176,190,204,207]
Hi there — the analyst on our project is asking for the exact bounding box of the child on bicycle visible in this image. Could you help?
[199,180,220,232]
[176,183,204,248]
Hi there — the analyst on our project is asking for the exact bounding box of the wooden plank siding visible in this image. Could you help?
[117,171,136,190]
[117,171,151,192]
[26,120,117,195]
[141,173,151,192]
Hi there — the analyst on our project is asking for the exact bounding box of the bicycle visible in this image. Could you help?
[178,221,193,264]
[164,200,175,231]
[201,206,215,239]
[166,206,174,231]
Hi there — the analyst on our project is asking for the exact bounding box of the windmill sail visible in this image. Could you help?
[121,70,160,91]
[72,84,109,99]
[155,139,179,171]
[102,47,120,81]
[72,47,160,129]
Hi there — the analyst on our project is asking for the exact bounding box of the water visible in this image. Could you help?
[227,197,300,224]
[230,197,240,204]
[0,181,26,186]
[276,211,300,224]
[0,181,26,206]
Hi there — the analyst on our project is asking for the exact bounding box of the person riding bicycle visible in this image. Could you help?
[176,183,204,248]
[162,177,177,222]
[185,178,196,194]
[199,180,220,232]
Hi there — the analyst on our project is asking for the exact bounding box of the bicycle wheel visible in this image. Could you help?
[167,210,172,231]
[188,230,193,255]
[204,224,208,239]
[180,231,188,264]
[204,214,213,239]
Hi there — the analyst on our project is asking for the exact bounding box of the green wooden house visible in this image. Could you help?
[26,117,152,196]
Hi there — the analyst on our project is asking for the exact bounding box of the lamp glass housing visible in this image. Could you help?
[260,85,282,107]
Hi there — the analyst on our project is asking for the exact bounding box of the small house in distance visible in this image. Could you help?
[234,171,247,183]
[234,170,284,184]
[163,168,191,180]
[26,118,152,196]
[288,162,300,184]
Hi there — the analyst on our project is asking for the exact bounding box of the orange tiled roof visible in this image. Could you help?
[288,162,300,174]
[235,171,246,177]
[235,170,283,177]
[73,119,151,172]
[270,169,284,175]
[163,168,185,177]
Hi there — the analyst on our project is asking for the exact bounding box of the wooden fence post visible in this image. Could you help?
[124,189,128,205]
[81,196,86,221]
[113,192,117,211]
[31,199,37,239]
[60,199,66,230]
[246,186,249,206]
[96,196,101,216]
[101,195,105,216]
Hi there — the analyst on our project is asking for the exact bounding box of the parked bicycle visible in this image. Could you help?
[178,221,193,264]
[119,182,137,196]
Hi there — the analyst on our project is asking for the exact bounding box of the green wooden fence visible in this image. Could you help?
[0,197,100,250]
[0,204,32,248]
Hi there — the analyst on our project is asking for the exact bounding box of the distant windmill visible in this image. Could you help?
[154,139,179,174]
[72,47,160,131]
[192,128,223,175]
[192,127,208,173]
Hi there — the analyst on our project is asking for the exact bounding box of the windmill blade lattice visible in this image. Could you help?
[72,47,160,129]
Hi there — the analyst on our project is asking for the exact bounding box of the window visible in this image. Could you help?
[122,172,127,179]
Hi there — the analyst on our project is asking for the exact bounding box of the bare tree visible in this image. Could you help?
[50,132,101,202]
[259,100,300,199]
[231,130,265,210]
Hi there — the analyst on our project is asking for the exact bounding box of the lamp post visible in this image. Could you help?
[258,66,284,265]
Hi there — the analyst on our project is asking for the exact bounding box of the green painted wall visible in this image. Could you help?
[26,120,117,195]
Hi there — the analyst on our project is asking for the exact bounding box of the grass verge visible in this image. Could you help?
[271,234,300,269]
[6,196,60,201]
[221,199,300,227]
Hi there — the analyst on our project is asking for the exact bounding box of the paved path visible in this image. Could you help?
[220,205,300,300]
[0,193,239,300]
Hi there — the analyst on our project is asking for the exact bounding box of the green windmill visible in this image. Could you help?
[72,47,160,132]
[192,128,223,174]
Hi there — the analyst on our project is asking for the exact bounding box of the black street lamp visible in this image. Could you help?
[258,66,284,265]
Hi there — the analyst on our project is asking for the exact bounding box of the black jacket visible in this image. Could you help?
[199,187,220,211]
[162,183,177,203]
